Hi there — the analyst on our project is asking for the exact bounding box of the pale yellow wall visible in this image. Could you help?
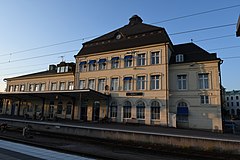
[76,43,170,125]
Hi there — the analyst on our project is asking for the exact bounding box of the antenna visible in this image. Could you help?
[59,56,65,62]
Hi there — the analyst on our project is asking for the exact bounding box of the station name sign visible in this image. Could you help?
[126,92,143,96]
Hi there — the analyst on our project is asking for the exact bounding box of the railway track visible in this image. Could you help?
[0,125,239,160]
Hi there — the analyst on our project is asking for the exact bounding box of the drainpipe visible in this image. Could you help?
[165,43,169,127]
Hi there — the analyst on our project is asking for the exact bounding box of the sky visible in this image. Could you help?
[0,0,239,91]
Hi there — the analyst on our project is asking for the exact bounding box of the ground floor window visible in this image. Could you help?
[110,101,117,118]
[66,102,72,115]
[151,101,160,120]
[136,101,145,119]
[123,101,131,118]
[57,101,63,114]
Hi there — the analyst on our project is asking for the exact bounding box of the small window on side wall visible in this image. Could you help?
[176,54,184,62]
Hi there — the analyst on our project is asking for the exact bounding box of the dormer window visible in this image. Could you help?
[176,54,184,63]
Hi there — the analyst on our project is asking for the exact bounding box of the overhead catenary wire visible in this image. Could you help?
[150,4,240,24]
[193,34,235,42]
[207,45,240,51]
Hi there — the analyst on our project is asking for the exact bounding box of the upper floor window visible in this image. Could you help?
[35,84,40,91]
[150,75,160,90]
[201,95,209,104]
[226,97,229,101]
[98,59,107,70]
[124,55,133,68]
[88,60,96,71]
[198,73,209,89]
[79,61,87,72]
[111,78,119,91]
[177,75,187,90]
[40,83,45,91]
[88,79,95,90]
[176,54,184,62]
[14,85,19,92]
[137,53,146,66]
[236,96,239,100]
[29,84,34,92]
[20,84,25,92]
[59,82,65,90]
[123,77,132,91]
[98,79,106,91]
[79,80,86,89]
[111,57,119,69]
[68,82,74,90]
[9,85,14,92]
[137,76,146,90]
[231,96,233,100]
[151,51,160,65]
[51,82,57,91]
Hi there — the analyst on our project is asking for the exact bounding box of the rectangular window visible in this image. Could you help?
[89,60,96,71]
[237,102,239,106]
[201,95,209,104]
[124,55,133,68]
[35,84,40,91]
[111,57,119,69]
[176,54,184,62]
[111,78,119,91]
[150,75,160,90]
[177,75,187,90]
[137,53,146,66]
[59,82,65,90]
[20,85,25,92]
[123,106,131,118]
[227,102,229,107]
[124,77,132,91]
[14,85,19,92]
[137,76,146,90]
[98,59,107,70]
[151,51,160,65]
[231,102,234,106]
[9,85,14,92]
[226,97,229,101]
[137,107,145,119]
[68,82,74,90]
[198,73,209,89]
[98,79,106,91]
[79,61,87,72]
[88,79,95,90]
[236,96,239,100]
[40,83,45,91]
[29,84,34,92]
[79,80,86,89]
[231,96,233,100]
[51,83,57,91]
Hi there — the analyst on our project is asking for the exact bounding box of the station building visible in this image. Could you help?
[0,15,223,131]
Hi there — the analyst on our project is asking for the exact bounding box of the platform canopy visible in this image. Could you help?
[0,89,110,101]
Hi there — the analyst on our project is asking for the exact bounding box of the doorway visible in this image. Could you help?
[92,101,100,121]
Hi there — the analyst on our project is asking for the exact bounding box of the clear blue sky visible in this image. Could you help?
[0,0,239,91]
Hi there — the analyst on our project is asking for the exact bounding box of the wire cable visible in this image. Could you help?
[151,4,240,24]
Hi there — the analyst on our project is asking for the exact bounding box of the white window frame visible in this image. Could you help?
[137,53,146,66]
[111,78,119,91]
[59,82,65,90]
[150,75,160,90]
[198,73,209,89]
[111,58,119,69]
[88,79,95,90]
[151,51,160,65]
[98,79,106,91]
[79,80,86,89]
[201,95,209,104]
[176,54,184,62]
[137,76,146,90]
[68,81,74,90]
[177,75,187,90]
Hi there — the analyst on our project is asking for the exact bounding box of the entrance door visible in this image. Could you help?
[92,101,100,121]
[80,101,88,121]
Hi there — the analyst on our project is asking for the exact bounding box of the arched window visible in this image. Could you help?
[66,102,72,115]
[136,101,145,119]
[177,102,188,122]
[110,101,117,118]
[57,101,63,114]
[123,101,131,118]
[151,101,160,120]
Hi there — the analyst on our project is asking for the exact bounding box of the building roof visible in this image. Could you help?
[237,15,240,37]
[170,43,221,64]
[76,15,172,56]
[4,62,75,81]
